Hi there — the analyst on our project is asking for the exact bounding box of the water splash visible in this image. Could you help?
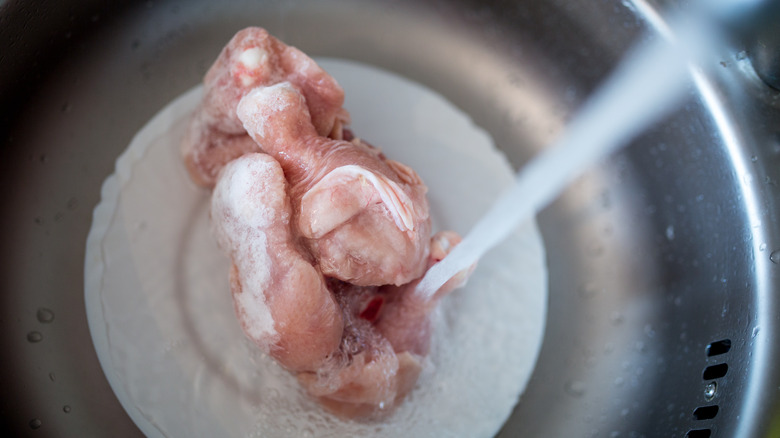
[416,4,727,299]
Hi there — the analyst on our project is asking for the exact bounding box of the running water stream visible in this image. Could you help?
[415,1,740,298]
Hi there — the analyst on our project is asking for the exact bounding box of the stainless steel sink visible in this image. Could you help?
[1,0,779,436]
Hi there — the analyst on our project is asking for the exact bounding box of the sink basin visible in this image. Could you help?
[1,0,779,436]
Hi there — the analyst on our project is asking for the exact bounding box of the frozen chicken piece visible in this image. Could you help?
[212,154,343,371]
[182,27,349,187]
[193,26,476,420]
[212,154,468,418]
[237,82,431,287]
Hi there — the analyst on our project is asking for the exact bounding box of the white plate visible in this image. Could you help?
[84,58,548,438]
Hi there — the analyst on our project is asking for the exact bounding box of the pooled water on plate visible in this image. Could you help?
[416,3,728,298]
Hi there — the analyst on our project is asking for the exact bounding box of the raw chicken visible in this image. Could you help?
[211,153,468,418]
[191,26,474,419]
[211,154,343,372]
[236,82,431,287]
[182,27,349,187]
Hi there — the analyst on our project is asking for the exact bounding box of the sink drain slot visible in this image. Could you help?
[693,405,720,420]
[702,363,728,380]
[686,339,731,437]
[705,339,731,357]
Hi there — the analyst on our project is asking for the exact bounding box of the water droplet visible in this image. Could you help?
[610,312,625,326]
[751,155,758,162]
[759,243,767,252]
[587,242,604,257]
[63,405,71,413]
[48,372,55,382]
[36,308,55,323]
[564,380,586,397]
[704,381,717,401]
[27,331,43,343]
[644,324,656,338]
[736,50,748,60]
[743,173,754,184]
[770,250,780,264]
[665,225,675,240]
[579,282,600,299]
[601,191,612,209]
[752,326,761,338]
[29,418,42,429]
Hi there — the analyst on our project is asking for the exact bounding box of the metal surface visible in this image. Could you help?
[745,0,780,90]
[1,0,779,436]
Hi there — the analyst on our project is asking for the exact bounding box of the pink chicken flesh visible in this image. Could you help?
[236,82,431,287]
[182,27,349,187]
[184,26,474,419]
[211,154,466,418]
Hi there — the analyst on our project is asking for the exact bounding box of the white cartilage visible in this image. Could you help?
[300,165,416,238]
